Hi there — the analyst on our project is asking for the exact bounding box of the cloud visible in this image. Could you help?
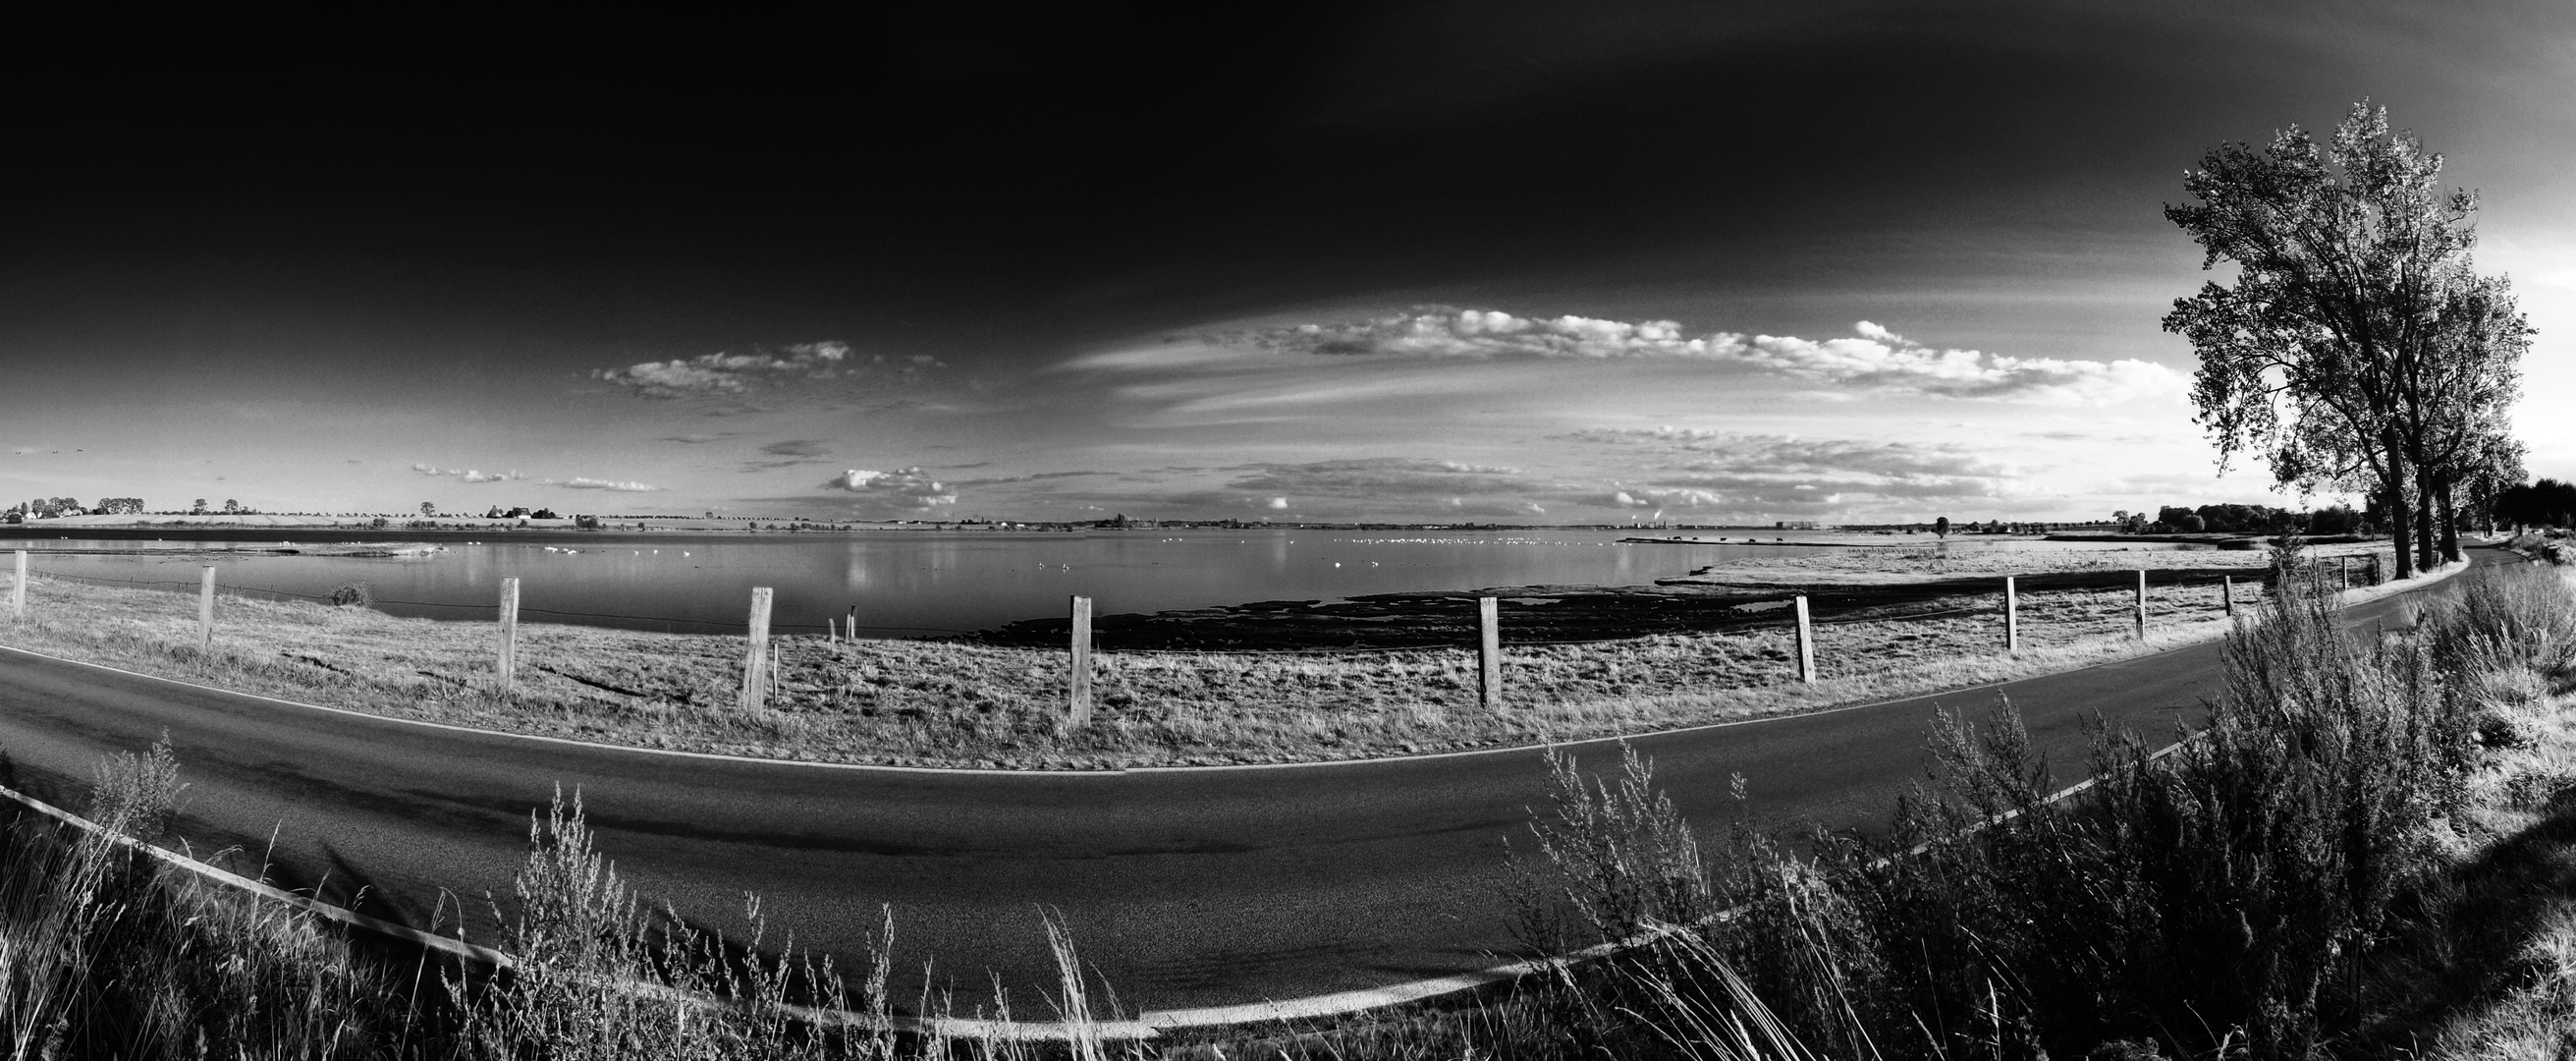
[1562,428,2014,511]
[949,470,1115,488]
[411,464,529,483]
[658,432,734,444]
[1713,322,2182,406]
[1223,458,1536,501]
[1256,307,2183,405]
[1267,307,1728,360]
[1557,427,2008,479]
[592,341,854,398]
[555,477,667,492]
[820,468,958,509]
[760,439,833,458]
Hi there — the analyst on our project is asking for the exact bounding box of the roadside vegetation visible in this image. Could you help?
[1173,545,2575,1059]
[0,554,2304,768]
[2,530,2567,1059]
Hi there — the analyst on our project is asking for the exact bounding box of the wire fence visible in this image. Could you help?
[11,566,976,636]
[5,557,2340,656]
[1,547,2380,721]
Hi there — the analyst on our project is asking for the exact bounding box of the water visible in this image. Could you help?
[1,530,2200,638]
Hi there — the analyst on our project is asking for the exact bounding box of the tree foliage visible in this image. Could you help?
[2164,101,2524,576]
[2495,477,2576,530]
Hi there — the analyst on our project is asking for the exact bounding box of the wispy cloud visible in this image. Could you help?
[1250,307,2182,405]
[1562,428,2013,513]
[1558,427,2007,479]
[554,476,667,492]
[1712,321,2181,406]
[1208,458,1557,517]
[593,341,853,398]
[657,432,734,444]
[1223,458,1532,500]
[411,464,529,483]
[760,439,833,458]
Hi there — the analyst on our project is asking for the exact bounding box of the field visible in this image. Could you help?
[0,542,2428,769]
[1659,535,2387,586]
[0,546,2555,1059]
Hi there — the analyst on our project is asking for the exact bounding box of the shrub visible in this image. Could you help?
[327,581,375,608]
[1506,552,2575,1060]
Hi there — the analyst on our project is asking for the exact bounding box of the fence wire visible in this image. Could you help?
[9,559,2296,658]
[11,566,979,636]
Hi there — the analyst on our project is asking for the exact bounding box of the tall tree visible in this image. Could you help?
[2164,102,2481,581]
[2405,267,2529,563]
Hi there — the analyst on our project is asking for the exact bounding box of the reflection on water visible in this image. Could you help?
[0,530,2202,638]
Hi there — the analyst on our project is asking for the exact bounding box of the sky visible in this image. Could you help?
[5,3,2573,525]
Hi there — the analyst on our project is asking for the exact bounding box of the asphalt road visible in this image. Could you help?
[0,548,2502,1013]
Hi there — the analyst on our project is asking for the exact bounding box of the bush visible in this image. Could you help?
[327,581,375,608]
[1505,552,2576,1060]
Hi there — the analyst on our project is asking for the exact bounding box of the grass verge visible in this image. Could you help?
[1,564,2304,769]
[1157,547,2569,1059]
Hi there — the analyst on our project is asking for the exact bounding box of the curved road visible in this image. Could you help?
[0,549,2500,1013]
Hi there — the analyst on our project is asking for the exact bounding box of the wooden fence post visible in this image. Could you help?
[1477,596,1502,708]
[9,550,23,619]
[2134,570,2148,640]
[1069,595,1093,727]
[740,587,773,711]
[1793,594,1816,683]
[197,566,217,649]
[2338,555,2350,590]
[2222,575,2235,617]
[2003,576,2019,653]
[496,577,520,694]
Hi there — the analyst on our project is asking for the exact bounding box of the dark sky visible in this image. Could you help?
[6,3,2571,520]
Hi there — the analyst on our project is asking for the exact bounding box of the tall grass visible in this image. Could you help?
[0,757,1142,1059]
[1453,555,2575,1061]
[0,738,422,1058]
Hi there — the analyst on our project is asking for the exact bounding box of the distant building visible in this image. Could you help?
[1776,520,1823,530]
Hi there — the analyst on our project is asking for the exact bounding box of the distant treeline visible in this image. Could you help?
[2495,477,2576,530]
[2116,503,2364,535]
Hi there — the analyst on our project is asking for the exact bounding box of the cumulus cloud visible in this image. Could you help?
[1258,307,2182,405]
[821,468,958,509]
[593,341,855,398]
[411,465,528,483]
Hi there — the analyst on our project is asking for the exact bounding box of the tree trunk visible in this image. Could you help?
[2417,476,2439,573]
[2438,476,2462,562]
[2385,444,2416,582]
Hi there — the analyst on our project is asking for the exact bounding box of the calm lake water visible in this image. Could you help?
[2,530,2198,638]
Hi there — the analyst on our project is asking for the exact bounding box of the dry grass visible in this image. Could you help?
[2377,567,2576,1059]
[1,569,2274,769]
